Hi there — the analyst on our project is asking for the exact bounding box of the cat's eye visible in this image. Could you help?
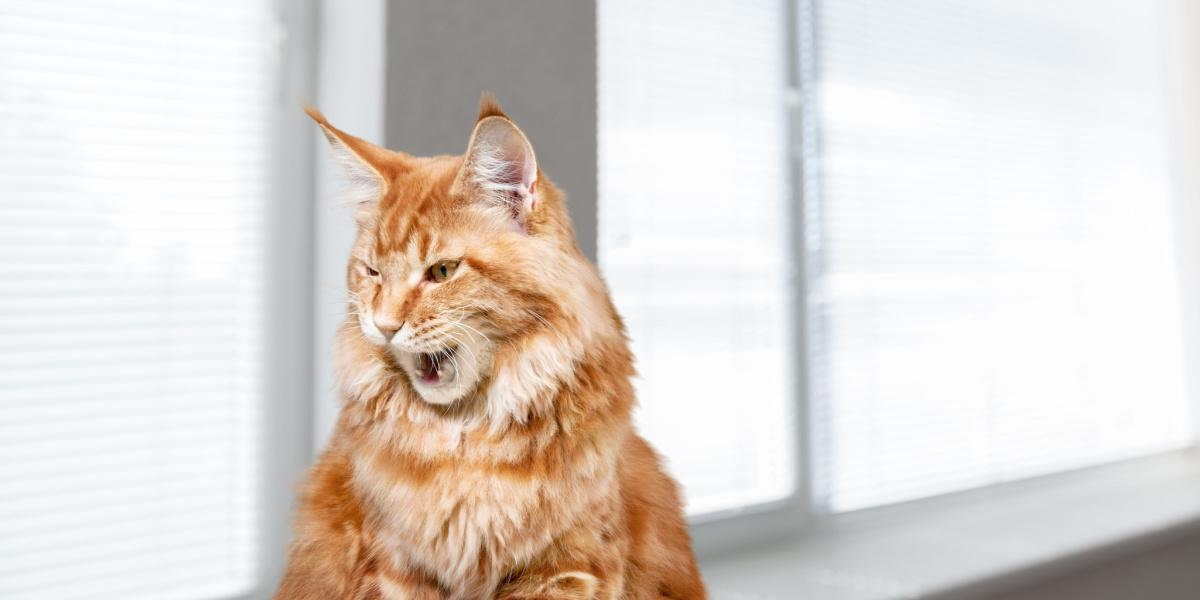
[427,259,460,283]
[364,265,380,278]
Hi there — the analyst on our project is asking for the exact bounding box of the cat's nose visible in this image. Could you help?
[374,316,401,341]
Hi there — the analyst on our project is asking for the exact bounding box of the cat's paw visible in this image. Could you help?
[376,572,444,600]
[496,571,599,600]
[544,571,599,599]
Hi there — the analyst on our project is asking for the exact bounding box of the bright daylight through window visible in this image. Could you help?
[806,0,1192,512]
[0,1,274,597]
[599,0,797,516]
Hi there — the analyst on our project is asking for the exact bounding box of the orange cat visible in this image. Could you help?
[275,97,705,599]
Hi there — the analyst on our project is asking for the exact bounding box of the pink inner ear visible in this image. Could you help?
[468,117,539,231]
[494,151,537,230]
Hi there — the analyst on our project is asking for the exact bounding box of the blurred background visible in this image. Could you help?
[2,0,1199,598]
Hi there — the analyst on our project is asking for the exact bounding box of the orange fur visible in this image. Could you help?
[278,97,705,599]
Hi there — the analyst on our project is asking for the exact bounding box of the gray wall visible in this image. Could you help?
[383,0,598,259]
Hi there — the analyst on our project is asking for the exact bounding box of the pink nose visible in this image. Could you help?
[373,316,401,340]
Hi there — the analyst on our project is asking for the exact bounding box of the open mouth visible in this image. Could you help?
[412,345,459,387]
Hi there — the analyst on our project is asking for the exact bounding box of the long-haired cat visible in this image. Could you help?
[275,97,705,599]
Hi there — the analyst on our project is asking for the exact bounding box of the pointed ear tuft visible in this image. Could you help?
[476,93,509,122]
[305,106,394,209]
[303,104,329,127]
[464,115,538,231]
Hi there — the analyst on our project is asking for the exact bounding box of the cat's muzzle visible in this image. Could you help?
[412,345,459,387]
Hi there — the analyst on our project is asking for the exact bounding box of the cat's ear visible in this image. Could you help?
[305,106,397,208]
[461,102,538,231]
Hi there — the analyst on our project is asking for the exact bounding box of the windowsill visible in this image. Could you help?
[700,451,1200,599]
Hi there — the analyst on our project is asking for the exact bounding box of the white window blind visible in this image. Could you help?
[598,0,796,516]
[0,1,275,597]
[808,0,1193,512]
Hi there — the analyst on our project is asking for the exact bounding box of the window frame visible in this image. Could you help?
[248,0,319,597]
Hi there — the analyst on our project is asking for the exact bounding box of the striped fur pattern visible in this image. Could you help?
[277,97,705,599]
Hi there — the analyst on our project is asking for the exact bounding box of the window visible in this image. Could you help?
[598,0,797,516]
[599,0,1193,520]
[807,0,1192,513]
[0,1,283,597]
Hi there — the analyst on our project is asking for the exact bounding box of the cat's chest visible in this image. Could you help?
[353,453,551,594]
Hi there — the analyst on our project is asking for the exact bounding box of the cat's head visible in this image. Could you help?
[310,97,605,412]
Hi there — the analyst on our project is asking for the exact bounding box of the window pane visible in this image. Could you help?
[0,1,274,596]
[598,0,796,516]
[808,0,1193,512]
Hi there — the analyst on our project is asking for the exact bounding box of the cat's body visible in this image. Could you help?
[276,98,705,599]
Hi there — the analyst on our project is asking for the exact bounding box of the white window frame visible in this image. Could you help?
[252,0,321,596]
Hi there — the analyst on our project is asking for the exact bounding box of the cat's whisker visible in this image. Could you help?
[416,327,480,374]
[443,315,487,347]
[524,308,568,346]
[410,319,445,339]
[524,308,554,330]
[446,342,465,384]
[442,330,480,371]
[452,319,488,345]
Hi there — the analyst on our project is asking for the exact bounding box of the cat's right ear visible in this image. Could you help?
[305,106,399,210]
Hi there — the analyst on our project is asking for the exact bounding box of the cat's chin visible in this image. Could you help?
[410,381,463,406]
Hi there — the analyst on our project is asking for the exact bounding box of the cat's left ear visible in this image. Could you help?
[461,111,538,232]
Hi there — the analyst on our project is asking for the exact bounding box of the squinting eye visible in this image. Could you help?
[427,259,460,283]
[365,265,380,278]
